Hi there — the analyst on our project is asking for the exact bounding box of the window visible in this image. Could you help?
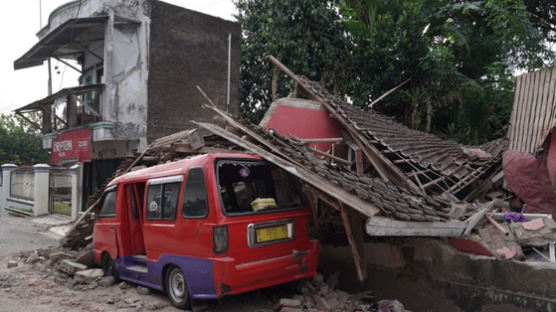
[217,160,305,216]
[182,168,209,218]
[146,182,181,221]
[98,189,117,217]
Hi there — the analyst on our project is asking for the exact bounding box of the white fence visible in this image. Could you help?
[0,164,81,220]
[10,167,35,201]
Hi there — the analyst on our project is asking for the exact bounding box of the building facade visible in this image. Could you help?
[13,0,240,211]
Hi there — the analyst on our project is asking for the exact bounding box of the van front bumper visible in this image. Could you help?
[211,239,320,297]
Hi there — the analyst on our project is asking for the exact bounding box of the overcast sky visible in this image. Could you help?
[0,0,236,114]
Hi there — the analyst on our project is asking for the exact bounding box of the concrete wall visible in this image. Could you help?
[146,0,241,142]
[320,239,556,312]
[39,0,150,151]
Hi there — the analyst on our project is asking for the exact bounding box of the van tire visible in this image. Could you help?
[102,253,120,282]
[165,265,190,310]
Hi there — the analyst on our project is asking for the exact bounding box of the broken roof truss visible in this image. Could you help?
[268,56,506,201]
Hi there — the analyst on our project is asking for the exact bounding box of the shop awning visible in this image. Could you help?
[14,16,108,70]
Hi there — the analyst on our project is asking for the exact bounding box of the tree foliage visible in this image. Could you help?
[0,114,50,165]
[234,0,348,122]
[235,0,556,144]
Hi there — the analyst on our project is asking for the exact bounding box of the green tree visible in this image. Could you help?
[339,0,554,143]
[235,0,556,144]
[234,0,348,123]
[0,114,50,165]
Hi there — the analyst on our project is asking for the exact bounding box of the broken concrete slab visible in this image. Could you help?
[49,251,77,263]
[510,218,556,247]
[74,268,104,284]
[7,261,17,268]
[75,248,95,267]
[279,298,302,307]
[137,285,151,295]
[98,276,115,287]
[58,259,87,276]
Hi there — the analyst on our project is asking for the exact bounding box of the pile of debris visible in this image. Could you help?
[57,56,556,297]
[275,273,410,312]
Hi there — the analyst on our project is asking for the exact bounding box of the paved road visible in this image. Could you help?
[0,213,58,257]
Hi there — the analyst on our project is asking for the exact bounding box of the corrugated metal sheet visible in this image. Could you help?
[509,67,556,154]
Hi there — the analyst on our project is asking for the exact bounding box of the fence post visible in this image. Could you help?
[1,164,16,214]
[33,164,50,216]
[70,164,81,221]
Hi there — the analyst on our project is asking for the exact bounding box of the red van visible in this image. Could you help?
[92,154,319,309]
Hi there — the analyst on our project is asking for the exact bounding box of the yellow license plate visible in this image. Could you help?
[256,225,288,243]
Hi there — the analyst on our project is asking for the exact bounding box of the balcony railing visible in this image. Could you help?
[15,84,104,134]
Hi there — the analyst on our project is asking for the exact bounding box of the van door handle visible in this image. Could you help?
[109,225,115,230]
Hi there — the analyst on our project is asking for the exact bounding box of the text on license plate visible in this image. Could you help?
[256,225,288,243]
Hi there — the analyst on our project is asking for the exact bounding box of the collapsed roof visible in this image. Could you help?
[268,56,506,200]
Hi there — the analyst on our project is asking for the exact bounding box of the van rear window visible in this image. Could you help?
[216,160,305,216]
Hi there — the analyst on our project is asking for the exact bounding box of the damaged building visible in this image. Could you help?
[12,0,240,211]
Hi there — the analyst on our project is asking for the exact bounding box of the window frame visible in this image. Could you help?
[97,185,117,218]
[145,175,183,222]
[181,167,209,219]
[215,158,306,217]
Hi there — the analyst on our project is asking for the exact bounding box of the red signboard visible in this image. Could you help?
[51,128,92,165]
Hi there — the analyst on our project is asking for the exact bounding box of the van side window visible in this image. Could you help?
[98,189,117,217]
[146,182,180,221]
[182,167,208,218]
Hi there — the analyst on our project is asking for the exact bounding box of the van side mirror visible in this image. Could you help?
[90,212,97,221]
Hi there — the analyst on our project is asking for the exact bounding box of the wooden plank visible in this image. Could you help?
[310,147,351,165]
[194,121,381,217]
[354,148,364,174]
[367,79,410,108]
[305,189,320,233]
[463,202,494,235]
[540,68,556,144]
[16,112,43,132]
[340,202,367,281]
[530,69,548,152]
[366,216,466,237]
[298,137,343,144]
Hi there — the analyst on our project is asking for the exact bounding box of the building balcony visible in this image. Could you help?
[15,84,104,136]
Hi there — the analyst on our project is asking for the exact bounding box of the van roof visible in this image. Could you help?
[109,153,261,185]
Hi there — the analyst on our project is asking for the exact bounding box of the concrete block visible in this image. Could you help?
[145,301,167,310]
[137,286,152,295]
[279,307,303,312]
[49,251,76,263]
[74,268,104,284]
[76,249,95,267]
[279,298,301,307]
[313,296,331,310]
[7,260,17,268]
[58,259,87,276]
[98,276,115,287]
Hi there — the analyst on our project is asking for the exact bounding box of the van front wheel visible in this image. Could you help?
[165,266,190,310]
[102,253,119,282]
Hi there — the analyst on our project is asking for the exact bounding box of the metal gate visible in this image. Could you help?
[49,168,72,215]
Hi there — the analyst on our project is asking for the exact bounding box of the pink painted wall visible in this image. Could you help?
[546,127,556,187]
[263,105,343,151]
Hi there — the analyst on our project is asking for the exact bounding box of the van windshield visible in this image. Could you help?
[216,159,305,216]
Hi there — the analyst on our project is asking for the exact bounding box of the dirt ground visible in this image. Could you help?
[0,251,303,312]
[0,214,392,312]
